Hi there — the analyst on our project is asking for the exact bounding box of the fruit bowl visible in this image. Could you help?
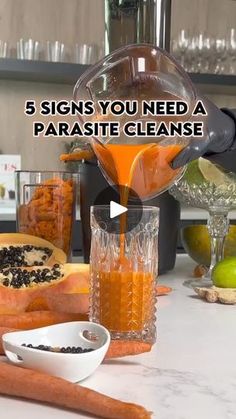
[181,224,236,266]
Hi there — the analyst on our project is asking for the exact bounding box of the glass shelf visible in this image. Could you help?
[0,58,235,94]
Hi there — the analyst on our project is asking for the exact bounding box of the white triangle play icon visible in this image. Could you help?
[110,201,128,219]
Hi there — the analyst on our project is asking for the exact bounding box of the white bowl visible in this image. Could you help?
[2,321,110,382]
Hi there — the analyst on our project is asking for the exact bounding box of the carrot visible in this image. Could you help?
[0,311,88,330]
[60,150,95,161]
[156,285,172,296]
[105,340,152,359]
[18,178,75,254]
[0,362,151,418]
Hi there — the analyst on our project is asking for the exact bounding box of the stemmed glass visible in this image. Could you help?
[0,41,8,58]
[201,37,215,73]
[227,28,236,74]
[214,38,227,74]
[170,159,236,288]
[176,29,189,69]
[171,29,236,75]
[195,34,205,73]
[184,37,197,72]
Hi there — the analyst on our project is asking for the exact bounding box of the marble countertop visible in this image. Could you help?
[0,254,235,419]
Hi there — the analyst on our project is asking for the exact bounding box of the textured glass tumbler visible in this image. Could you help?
[89,206,159,343]
[15,171,77,260]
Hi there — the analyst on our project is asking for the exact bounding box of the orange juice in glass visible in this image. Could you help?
[89,205,159,343]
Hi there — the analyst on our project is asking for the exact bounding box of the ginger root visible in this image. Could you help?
[195,286,236,304]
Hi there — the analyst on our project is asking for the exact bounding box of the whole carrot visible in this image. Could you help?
[156,285,172,296]
[60,150,95,161]
[0,362,151,418]
[105,340,152,359]
[0,311,88,330]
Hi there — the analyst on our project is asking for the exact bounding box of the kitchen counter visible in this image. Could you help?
[0,254,235,419]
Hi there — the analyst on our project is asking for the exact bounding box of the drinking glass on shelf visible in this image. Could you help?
[15,171,77,260]
[172,32,200,73]
[194,33,205,73]
[214,38,227,74]
[176,29,189,69]
[171,30,236,75]
[74,43,99,64]
[201,37,215,73]
[46,41,65,62]
[171,39,181,65]
[194,34,215,74]
[170,159,236,288]
[184,37,198,72]
[227,28,236,75]
[16,39,40,60]
[0,41,9,58]
[89,205,159,343]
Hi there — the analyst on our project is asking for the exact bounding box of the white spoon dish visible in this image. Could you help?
[2,321,110,382]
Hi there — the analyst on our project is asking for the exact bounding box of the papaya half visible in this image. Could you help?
[0,263,89,315]
[0,233,66,267]
[0,233,89,315]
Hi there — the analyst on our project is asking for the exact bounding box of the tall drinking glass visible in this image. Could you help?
[15,171,77,260]
[89,205,159,343]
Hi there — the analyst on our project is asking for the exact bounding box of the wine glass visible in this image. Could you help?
[214,38,227,74]
[170,158,236,288]
[201,37,215,73]
[171,30,189,70]
[177,29,189,69]
[195,33,205,73]
[227,28,236,75]
[183,36,198,73]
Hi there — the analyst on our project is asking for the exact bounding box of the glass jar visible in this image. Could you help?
[15,171,77,260]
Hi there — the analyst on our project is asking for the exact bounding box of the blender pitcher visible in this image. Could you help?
[74,44,197,200]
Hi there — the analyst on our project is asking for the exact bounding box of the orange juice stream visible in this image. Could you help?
[93,142,182,332]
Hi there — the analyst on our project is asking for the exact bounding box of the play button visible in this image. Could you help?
[93,184,143,234]
[110,201,127,218]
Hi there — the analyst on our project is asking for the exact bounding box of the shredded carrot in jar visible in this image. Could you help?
[18,178,75,256]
